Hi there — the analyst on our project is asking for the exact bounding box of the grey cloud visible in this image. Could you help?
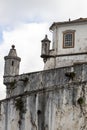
[0,0,87,27]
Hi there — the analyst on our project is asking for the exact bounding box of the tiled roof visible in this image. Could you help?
[50,18,87,30]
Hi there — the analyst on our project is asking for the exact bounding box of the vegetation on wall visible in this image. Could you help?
[77,97,85,105]
[20,77,29,85]
[15,97,26,127]
[10,80,16,90]
[65,72,76,80]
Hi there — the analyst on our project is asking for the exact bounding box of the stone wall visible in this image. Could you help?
[1,64,87,130]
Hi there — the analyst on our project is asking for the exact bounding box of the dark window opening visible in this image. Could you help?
[12,61,14,66]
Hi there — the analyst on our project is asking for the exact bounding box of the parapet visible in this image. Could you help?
[4,63,87,98]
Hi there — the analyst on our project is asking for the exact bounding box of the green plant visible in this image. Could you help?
[24,77,28,82]
[15,98,26,113]
[20,77,28,84]
[10,80,16,90]
[65,72,75,80]
[77,97,84,105]
[15,98,26,128]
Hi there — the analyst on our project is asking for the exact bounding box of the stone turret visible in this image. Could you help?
[41,35,51,62]
[4,45,21,77]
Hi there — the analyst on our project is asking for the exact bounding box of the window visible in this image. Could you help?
[12,61,14,66]
[63,30,75,48]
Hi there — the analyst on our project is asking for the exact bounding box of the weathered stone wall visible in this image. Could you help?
[1,64,87,130]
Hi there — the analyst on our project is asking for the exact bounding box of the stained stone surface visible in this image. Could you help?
[1,64,87,130]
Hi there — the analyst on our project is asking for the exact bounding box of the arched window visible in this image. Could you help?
[12,61,14,66]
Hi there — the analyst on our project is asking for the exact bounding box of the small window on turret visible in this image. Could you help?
[12,61,14,66]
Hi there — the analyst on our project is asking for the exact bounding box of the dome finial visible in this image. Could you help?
[41,34,51,42]
[45,34,47,38]
[12,45,15,49]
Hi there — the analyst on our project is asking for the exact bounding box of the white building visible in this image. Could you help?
[1,18,87,130]
[41,18,87,69]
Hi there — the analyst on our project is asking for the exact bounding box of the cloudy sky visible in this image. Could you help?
[0,0,87,99]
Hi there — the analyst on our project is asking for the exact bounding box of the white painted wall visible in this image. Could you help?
[44,22,87,70]
[55,23,87,55]
[56,54,87,68]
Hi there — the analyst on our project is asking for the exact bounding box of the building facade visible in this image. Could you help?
[0,18,87,130]
[41,18,87,69]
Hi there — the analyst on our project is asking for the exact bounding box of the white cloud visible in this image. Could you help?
[0,0,87,99]
[3,23,52,72]
[0,0,87,27]
[0,23,52,99]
